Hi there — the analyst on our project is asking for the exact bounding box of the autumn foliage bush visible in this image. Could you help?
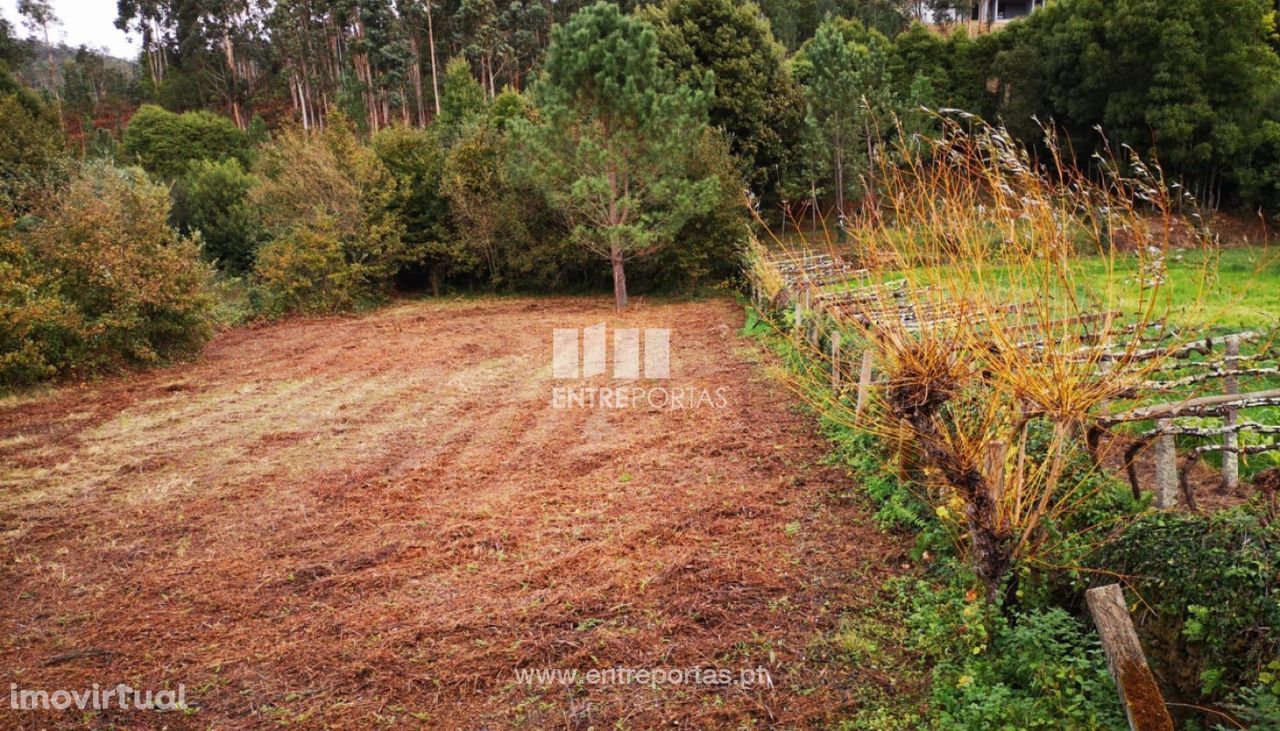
[250,116,409,316]
[0,163,218,387]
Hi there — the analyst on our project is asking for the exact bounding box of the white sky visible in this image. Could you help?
[1,0,140,60]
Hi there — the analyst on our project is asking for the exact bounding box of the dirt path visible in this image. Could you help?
[0,297,908,730]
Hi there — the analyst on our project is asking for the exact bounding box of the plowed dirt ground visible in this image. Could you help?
[1,297,910,730]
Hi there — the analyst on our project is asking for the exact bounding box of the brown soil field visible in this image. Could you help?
[0,297,912,730]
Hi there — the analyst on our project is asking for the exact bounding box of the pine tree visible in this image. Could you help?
[639,0,804,211]
[511,2,717,310]
[794,17,903,219]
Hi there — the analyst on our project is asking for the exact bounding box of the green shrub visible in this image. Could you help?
[372,125,470,294]
[894,576,1125,730]
[442,120,526,288]
[251,219,353,316]
[1217,662,1280,730]
[937,608,1125,730]
[1097,509,1280,704]
[250,114,408,315]
[0,163,217,387]
[0,91,68,219]
[121,104,251,179]
[822,422,946,553]
[172,158,263,273]
[632,129,750,292]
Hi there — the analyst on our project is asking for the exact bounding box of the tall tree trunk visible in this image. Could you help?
[863,116,878,213]
[607,171,628,310]
[485,52,496,99]
[409,35,426,125]
[426,0,441,115]
[222,29,245,130]
[611,248,628,311]
[353,15,378,132]
[40,23,62,129]
[288,68,300,121]
[811,181,818,234]
[42,25,57,100]
[834,145,845,222]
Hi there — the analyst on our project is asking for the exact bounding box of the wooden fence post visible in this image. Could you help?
[831,331,842,395]
[1085,584,1174,731]
[802,289,816,346]
[1221,335,1240,495]
[855,349,874,421]
[793,299,802,332]
[1153,419,1178,509]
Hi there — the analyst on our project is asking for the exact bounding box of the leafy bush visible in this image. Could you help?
[1217,662,1280,730]
[0,91,68,219]
[0,163,217,387]
[938,609,1126,730]
[172,158,263,273]
[373,124,472,294]
[1097,510,1280,703]
[822,422,948,554]
[442,119,535,289]
[632,129,749,292]
[121,104,251,179]
[895,576,1126,730]
[250,115,408,315]
[251,220,354,315]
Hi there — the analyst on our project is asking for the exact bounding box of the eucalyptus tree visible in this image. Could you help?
[17,0,59,102]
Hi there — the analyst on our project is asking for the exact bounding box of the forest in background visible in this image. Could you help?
[3,0,1280,384]
[5,3,1280,727]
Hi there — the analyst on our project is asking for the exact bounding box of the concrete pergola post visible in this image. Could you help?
[1221,335,1241,495]
[1153,419,1178,509]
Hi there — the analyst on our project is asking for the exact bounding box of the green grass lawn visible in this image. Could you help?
[814,243,1280,331]
[812,243,1280,476]
[1072,245,1280,331]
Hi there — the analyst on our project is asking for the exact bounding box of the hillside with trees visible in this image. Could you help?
[4,0,1275,322]
[3,1,1280,727]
